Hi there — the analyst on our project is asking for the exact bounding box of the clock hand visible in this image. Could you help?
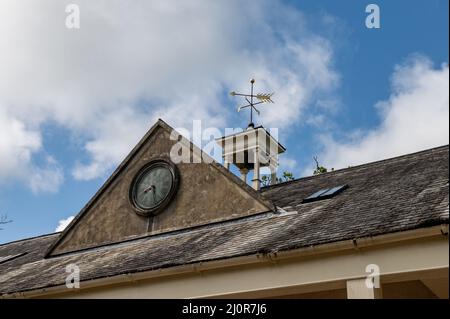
[141,185,155,195]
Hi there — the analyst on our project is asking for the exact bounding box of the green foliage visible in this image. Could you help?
[313,166,328,175]
[313,156,333,175]
[261,175,271,187]
[281,171,294,181]
[261,171,295,187]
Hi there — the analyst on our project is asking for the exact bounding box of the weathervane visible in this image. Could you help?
[230,79,274,128]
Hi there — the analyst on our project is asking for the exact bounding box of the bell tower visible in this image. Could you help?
[216,79,286,190]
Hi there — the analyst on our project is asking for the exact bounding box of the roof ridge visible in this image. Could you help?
[0,232,59,247]
[261,144,449,190]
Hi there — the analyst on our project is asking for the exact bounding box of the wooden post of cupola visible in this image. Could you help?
[253,146,261,190]
[216,79,286,190]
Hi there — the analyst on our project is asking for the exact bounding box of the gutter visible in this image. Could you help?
[3,224,448,299]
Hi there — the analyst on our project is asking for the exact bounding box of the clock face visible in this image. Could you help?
[130,160,179,215]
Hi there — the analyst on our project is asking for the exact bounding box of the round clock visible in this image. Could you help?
[129,159,179,216]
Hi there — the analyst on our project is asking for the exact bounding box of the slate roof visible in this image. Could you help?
[0,145,448,296]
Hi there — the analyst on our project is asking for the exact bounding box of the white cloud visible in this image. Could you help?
[55,215,75,232]
[72,107,152,180]
[260,156,298,177]
[29,156,64,194]
[0,110,41,178]
[0,109,63,193]
[0,0,339,184]
[316,55,449,172]
[278,157,299,177]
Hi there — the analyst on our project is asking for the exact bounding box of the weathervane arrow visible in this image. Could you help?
[230,79,275,128]
[256,93,274,103]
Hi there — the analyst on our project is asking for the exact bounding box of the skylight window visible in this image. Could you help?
[302,185,348,203]
[0,252,27,265]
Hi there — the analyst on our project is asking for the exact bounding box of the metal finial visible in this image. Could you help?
[230,79,274,128]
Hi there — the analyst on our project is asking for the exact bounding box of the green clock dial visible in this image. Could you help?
[130,160,179,215]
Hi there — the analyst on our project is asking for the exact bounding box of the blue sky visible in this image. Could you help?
[0,0,448,243]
